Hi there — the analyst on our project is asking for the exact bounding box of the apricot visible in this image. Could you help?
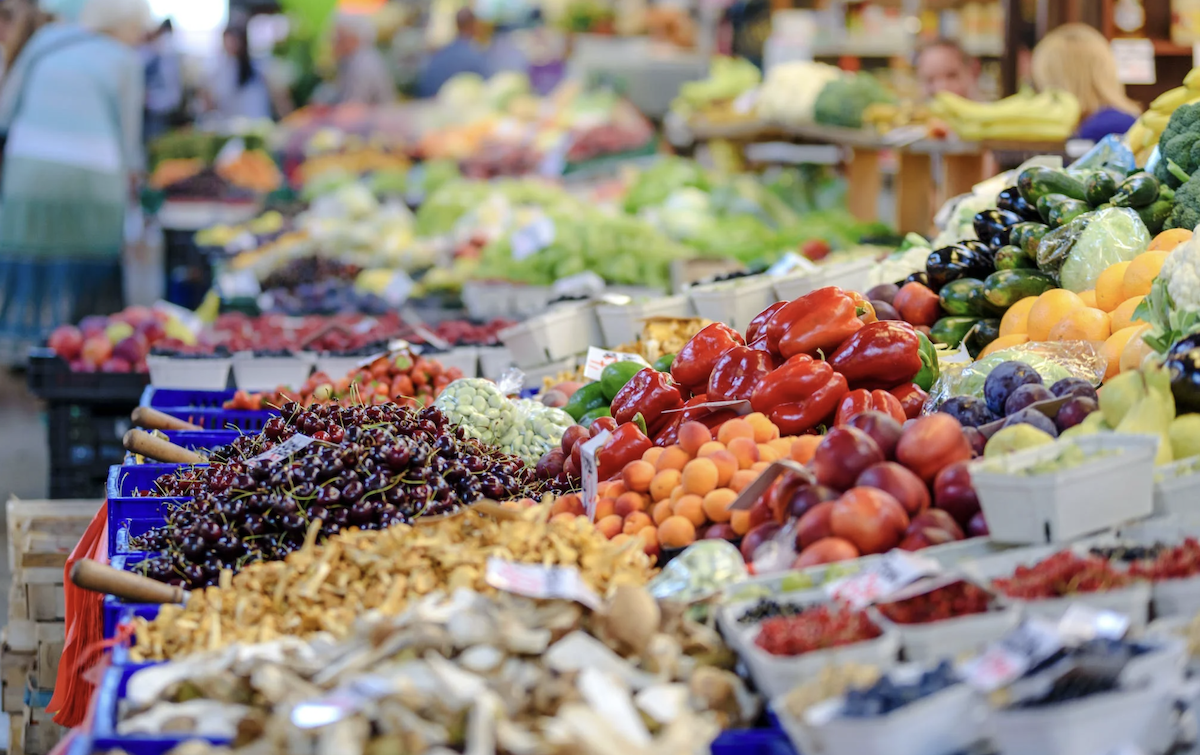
[636,525,660,558]
[729,469,758,492]
[791,435,821,464]
[682,458,719,496]
[649,469,682,502]
[550,512,578,525]
[746,412,780,443]
[652,499,674,525]
[593,497,616,521]
[642,446,664,467]
[656,446,690,472]
[606,480,628,498]
[717,418,755,445]
[702,488,737,523]
[669,485,687,505]
[769,438,795,457]
[708,450,738,487]
[674,494,707,527]
[727,436,760,469]
[596,514,623,538]
[614,491,648,517]
[730,509,752,535]
[551,494,584,517]
[678,422,713,456]
[756,444,780,463]
[659,515,697,548]
[622,511,654,535]
[751,461,771,473]
[621,460,655,493]
[697,441,727,458]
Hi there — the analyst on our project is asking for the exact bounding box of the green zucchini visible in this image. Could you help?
[1010,221,1049,255]
[1017,166,1088,205]
[964,319,1001,360]
[982,269,1056,309]
[1136,199,1173,235]
[994,245,1036,270]
[929,316,981,349]
[939,278,984,316]
[1037,194,1091,227]
[1083,171,1119,206]
[967,284,1007,318]
[1111,173,1160,208]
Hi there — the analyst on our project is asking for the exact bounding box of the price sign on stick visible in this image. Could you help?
[580,430,611,521]
[485,558,602,610]
[582,347,650,381]
[824,550,942,608]
[962,617,1064,691]
[250,433,315,464]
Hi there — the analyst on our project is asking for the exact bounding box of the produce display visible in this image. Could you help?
[875,580,993,624]
[753,604,882,656]
[991,551,1132,599]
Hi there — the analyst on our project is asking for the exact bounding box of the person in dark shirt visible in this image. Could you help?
[417,8,489,98]
[1031,23,1141,141]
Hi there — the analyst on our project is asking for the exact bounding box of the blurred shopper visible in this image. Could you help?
[0,0,49,82]
[141,18,180,141]
[328,14,395,105]
[418,8,489,98]
[487,21,529,77]
[0,0,150,356]
[205,22,272,120]
[1032,23,1141,141]
[915,38,978,100]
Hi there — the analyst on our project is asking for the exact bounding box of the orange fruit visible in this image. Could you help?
[1094,262,1131,312]
[1124,251,1168,299]
[702,488,737,523]
[1109,295,1145,333]
[658,516,697,548]
[999,296,1038,338]
[681,458,719,496]
[1027,289,1086,342]
[1120,324,1154,373]
[1148,228,1192,252]
[978,333,1029,359]
[1047,307,1111,342]
[1101,326,1144,379]
[1078,290,1097,308]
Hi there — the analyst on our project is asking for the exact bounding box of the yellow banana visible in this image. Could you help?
[1141,110,1172,134]
[1185,67,1200,91]
[1150,86,1191,113]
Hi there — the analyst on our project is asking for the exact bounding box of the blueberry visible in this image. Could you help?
[1004,383,1054,416]
[983,361,1043,415]
[1001,407,1058,437]
[939,395,997,428]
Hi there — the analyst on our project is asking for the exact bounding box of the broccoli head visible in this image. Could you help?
[813,73,894,129]
[1154,103,1200,188]
[1166,170,1200,231]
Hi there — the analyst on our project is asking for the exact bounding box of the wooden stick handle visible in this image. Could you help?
[130,406,201,431]
[70,559,187,604]
[123,429,205,464]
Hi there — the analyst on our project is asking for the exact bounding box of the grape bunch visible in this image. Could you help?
[133,402,544,589]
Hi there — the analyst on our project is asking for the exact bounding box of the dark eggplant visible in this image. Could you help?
[925,245,993,292]
[1166,335,1200,413]
[899,271,930,288]
[973,209,1023,247]
[997,187,1040,222]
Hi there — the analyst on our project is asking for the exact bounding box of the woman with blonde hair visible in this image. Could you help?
[0,0,151,362]
[1032,23,1142,141]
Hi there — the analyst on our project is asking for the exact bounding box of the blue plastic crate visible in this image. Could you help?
[106,463,202,499]
[106,465,200,556]
[139,387,235,409]
[710,728,796,755]
[139,385,275,431]
[123,430,241,464]
[101,555,166,639]
[91,665,227,754]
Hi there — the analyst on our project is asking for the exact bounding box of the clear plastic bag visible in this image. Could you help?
[1049,207,1150,292]
[926,341,1107,411]
[647,540,749,603]
[1068,134,1137,175]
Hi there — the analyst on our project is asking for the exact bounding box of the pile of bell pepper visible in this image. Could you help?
[602,287,939,455]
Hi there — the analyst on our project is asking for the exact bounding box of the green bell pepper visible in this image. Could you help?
[914,331,939,391]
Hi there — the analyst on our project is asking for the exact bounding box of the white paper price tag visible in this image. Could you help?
[379,271,415,307]
[250,433,315,464]
[825,550,941,608]
[766,251,818,277]
[1057,604,1129,643]
[580,430,611,521]
[963,617,1063,691]
[216,269,261,298]
[1111,38,1156,85]
[485,558,602,610]
[510,215,556,261]
[582,347,651,381]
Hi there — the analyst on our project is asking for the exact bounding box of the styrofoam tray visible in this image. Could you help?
[740,623,900,699]
[498,318,554,368]
[309,353,368,380]
[1150,574,1200,619]
[717,589,828,658]
[875,606,1021,664]
[688,277,778,333]
[147,356,231,390]
[987,680,1172,755]
[542,305,596,361]
[462,281,513,320]
[595,295,693,347]
[230,354,313,392]
[520,357,579,389]
[969,434,1157,544]
[1153,459,1200,516]
[478,346,515,382]
[427,345,479,377]
[508,285,553,318]
[772,270,822,302]
[786,682,986,755]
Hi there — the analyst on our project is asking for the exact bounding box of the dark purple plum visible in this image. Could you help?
[1004,383,1054,416]
[1050,377,1098,402]
[938,395,996,428]
[983,361,1043,415]
[866,283,899,304]
[961,426,987,457]
[871,301,902,321]
[1055,396,1098,432]
[1001,407,1058,437]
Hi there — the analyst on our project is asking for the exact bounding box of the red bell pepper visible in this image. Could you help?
[750,354,848,435]
[828,320,923,389]
[611,368,684,437]
[707,345,777,403]
[765,287,866,359]
[890,383,930,420]
[654,394,740,446]
[597,422,653,481]
[670,323,744,394]
[833,389,907,426]
[746,301,787,344]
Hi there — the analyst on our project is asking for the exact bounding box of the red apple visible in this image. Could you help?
[704,523,738,541]
[766,471,808,523]
[830,487,910,555]
[120,305,155,328]
[855,462,930,517]
[934,461,980,530]
[79,315,108,337]
[796,500,836,550]
[81,336,113,365]
[100,357,132,373]
[794,537,859,568]
[137,319,167,344]
[741,521,783,563]
[844,411,903,459]
[908,509,965,540]
[801,238,832,262]
[47,325,84,360]
[747,496,774,531]
[787,484,840,520]
[896,414,972,482]
[813,427,884,491]
[968,511,989,537]
[898,527,956,551]
[112,335,147,364]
